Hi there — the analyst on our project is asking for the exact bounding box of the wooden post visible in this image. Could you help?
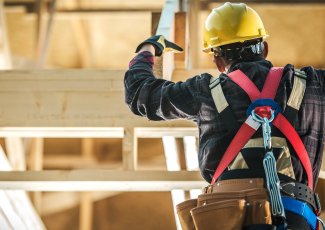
[0,1,12,69]
[35,0,57,68]
[154,0,178,80]
[174,12,187,69]
[5,137,26,170]
[122,127,137,170]
[187,0,200,69]
[80,192,93,230]
[80,138,94,230]
[71,18,92,68]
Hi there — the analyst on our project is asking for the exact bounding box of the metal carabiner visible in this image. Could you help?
[251,109,274,150]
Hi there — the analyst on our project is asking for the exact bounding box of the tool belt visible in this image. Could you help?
[176,178,275,230]
[176,177,321,230]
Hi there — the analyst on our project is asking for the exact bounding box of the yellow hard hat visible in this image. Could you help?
[203,2,268,53]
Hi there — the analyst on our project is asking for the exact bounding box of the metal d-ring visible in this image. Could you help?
[251,109,275,124]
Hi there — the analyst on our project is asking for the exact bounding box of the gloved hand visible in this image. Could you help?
[135,35,183,56]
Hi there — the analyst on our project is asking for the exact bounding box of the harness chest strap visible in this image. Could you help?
[209,68,313,190]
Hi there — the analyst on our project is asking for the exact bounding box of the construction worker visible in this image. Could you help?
[124,2,325,229]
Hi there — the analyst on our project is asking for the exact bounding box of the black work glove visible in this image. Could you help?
[135,35,183,56]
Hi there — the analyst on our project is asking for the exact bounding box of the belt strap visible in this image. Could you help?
[281,182,320,213]
[282,196,317,230]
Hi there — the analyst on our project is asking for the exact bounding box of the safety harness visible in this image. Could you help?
[209,68,323,229]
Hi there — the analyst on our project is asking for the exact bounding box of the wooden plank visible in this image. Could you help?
[0,69,193,128]
[0,170,206,191]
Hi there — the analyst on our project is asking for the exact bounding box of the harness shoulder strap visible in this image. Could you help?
[209,76,240,131]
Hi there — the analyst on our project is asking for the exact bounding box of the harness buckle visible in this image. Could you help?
[280,182,295,197]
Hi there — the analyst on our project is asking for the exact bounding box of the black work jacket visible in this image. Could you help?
[124,51,325,188]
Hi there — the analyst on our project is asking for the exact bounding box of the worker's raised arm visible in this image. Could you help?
[124,36,204,121]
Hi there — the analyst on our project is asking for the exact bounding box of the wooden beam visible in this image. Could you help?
[135,127,197,138]
[0,69,193,128]
[0,128,125,138]
[56,0,165,11]
[5,0,165,14]
[0,170,206,191]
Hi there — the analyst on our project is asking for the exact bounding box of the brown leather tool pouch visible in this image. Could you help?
[191,199,246,230]
[176,179,272,229]
[176,199,197,230]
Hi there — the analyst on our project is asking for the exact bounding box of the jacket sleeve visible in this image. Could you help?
[301,66,325,94]
[124,51,200,121]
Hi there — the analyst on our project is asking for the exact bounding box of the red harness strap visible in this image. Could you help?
[211,68,314,190]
